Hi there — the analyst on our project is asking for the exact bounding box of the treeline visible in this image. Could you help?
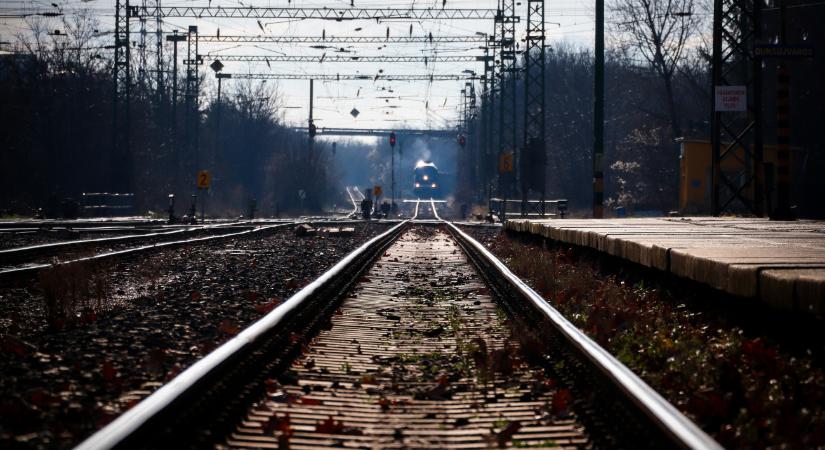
[461,45,710,213]
[0,16,335,217]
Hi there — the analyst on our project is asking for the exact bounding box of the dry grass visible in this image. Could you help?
[38,261,113,329]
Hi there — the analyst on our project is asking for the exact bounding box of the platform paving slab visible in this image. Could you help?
[505,217,825,314]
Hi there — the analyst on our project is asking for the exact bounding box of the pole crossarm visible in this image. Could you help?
[208,55,489,63]
[198,35,489,43]
[140,6,496,20]
[228,73,479,81]
[292,127,455,138]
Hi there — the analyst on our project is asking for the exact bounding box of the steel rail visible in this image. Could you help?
[0,218,166,229]
[74,220,408,450]
[446,222,723,450]
[345,186,361,216]
[141,6,497,20]
[0,223,294,281]
[0,222,253,264]
[430,198,443,221]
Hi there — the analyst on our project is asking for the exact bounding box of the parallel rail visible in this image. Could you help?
[0,222,255,265]
[74,217,721,450]
[447,223,721,449]
[75,221,408,450]
[0,223,295,281]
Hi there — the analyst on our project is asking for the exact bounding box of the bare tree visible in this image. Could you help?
[610,0,702,138]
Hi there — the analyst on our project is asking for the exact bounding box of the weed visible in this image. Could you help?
[485,231,825,449]
[38,260,113,329]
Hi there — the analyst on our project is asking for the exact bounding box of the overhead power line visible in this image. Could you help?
[228,73,480,81]
[199,35,489,44]
[137,7,496,20]
[209,55,490,63]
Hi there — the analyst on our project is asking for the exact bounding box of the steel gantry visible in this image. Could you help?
[184,25,202,176]
[210,55,491,63]
[112,0,131,192]
[198,35,489,44]
[137,6,496,20]
[228,73,479,81]
[521,0,547,213]
[459,80,478,202]
[481,37,498,203]
[495,0,518,200]
[711,0,763,216]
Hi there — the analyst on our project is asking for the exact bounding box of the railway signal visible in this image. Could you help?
[458,134,466,147]
[389,131,397,148]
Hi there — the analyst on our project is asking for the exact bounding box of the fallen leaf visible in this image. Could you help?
[218,319,240,335]
[316,416,345,434]
[496,421,521,447]
[551,388,572,416]
[101,360,117,381]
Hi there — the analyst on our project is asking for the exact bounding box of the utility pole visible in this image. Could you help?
[593,0,605,218]
[166,30,186,185]
[389,131,397,207]
[112,0,131,193]
[211,59,228,159]
[523,0,547,215]
[308,79,316,208]
[167,30,186,120]
[771,0,792,220]
[496,0,517,206]
[138,0,147,90]
[711,0,763,216]
[155,0,164,101]
[184,25,201,178]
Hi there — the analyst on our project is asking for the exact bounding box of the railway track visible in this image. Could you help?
[76,212,720,449]
[0,220,368,281]
[0,222,258,266]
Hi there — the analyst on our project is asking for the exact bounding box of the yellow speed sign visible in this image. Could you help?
[197,170,212,189]
[499,153,514,174]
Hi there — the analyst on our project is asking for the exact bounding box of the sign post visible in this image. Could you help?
[498,153,514,174]
[196,170,211,223]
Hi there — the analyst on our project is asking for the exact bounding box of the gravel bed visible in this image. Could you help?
[462,225,825,449]
[0,222,390,449]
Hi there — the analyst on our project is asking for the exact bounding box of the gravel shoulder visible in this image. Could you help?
[0,222,390,449]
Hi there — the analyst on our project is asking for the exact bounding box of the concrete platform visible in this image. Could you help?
[505,217,825,314]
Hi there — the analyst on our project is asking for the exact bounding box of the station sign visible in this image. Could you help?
[715,86,746,112]
[754,44,814,59]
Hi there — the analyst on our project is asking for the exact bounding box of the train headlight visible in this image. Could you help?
[431,183,437,188]
[422,175,429,181]
[415,182,421,188]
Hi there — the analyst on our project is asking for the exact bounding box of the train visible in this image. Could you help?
[413,160,439,198]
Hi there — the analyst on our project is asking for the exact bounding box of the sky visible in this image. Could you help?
[0,0,597,131]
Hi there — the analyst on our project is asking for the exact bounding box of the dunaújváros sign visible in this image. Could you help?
[754,44,814,58]
[715,86,746,112]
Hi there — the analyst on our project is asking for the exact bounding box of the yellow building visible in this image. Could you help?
[678,139,804,213]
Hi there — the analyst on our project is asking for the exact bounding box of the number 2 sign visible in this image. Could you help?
[197,170,212,189]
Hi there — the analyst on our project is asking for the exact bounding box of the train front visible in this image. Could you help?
[413,160,440,199]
